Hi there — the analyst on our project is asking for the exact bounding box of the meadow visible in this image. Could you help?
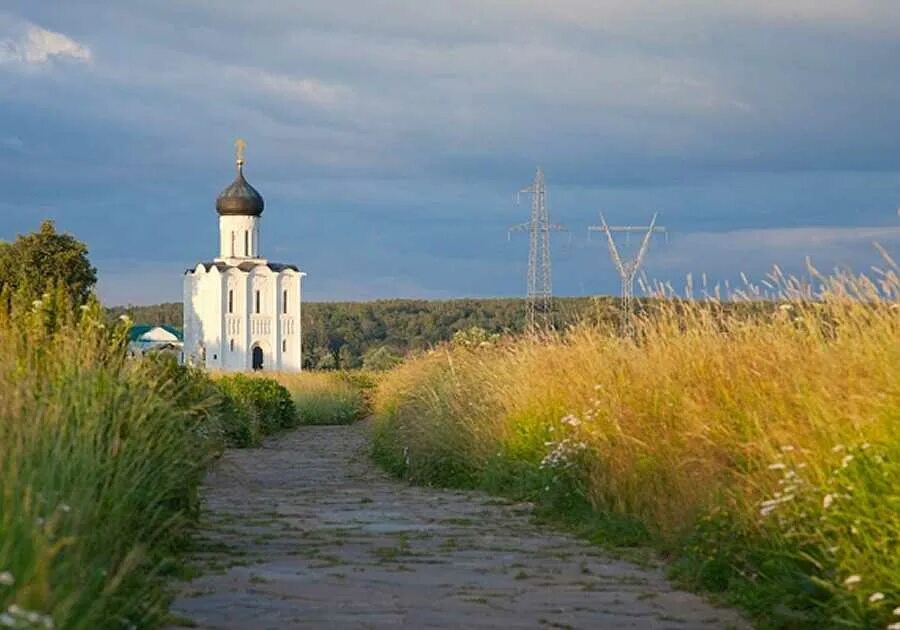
[268,370,374,425]
[372,262,900,629]
[0,288,362,628]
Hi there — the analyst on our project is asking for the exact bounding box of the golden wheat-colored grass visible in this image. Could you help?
[266,370,372,424]
[374,262,899,626]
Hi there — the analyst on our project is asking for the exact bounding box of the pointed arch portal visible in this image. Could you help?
[252,345,264,371]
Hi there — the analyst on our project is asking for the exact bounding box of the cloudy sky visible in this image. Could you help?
[1,1,899,304]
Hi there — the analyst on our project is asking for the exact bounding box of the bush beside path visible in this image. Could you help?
[168,422,746,629]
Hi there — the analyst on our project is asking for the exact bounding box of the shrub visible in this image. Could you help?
[214,374,298,444]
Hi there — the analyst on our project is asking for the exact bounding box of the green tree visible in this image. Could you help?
[0,220,97,308]
[338,344,360,369]
[362,346,402,371]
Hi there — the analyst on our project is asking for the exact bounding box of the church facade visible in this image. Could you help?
[183,144,305,372]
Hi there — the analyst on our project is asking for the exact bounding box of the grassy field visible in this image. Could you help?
[0,291,312,628]
[372,264,899,628]
[269,371,374,425]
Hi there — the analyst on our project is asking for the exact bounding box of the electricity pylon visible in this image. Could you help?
[509,167,566,334]
[588,212,666,334]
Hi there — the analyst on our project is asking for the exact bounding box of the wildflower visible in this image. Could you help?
[58,503,71,513]
[843,575,861,588]
[779,304,793,311]
[887,623,900,630]
[832,444,845,453]
[781,445,795,452]
[894,606,900,615]
[768,463,786,470]
[823,494,834,509]
[869,592,885,603]
[827,546,838,554]
[861,443,871,450]
[842,455,854,468]
[0,613,13,627]
[32,300,43,309]
[0,572,12,586]
[561,414,581,427]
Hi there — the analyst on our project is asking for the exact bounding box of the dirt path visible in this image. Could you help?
[168,424,746,629]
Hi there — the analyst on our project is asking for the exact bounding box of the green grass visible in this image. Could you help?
[0,294,221,628]
[0,289,304,627]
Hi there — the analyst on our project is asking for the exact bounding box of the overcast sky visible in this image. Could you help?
[1,1,899,305]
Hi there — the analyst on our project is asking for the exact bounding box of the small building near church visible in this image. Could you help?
[127,324,184,357]
[182,142,305,372]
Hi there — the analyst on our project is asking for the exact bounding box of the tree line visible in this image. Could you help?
[106,297,624,369]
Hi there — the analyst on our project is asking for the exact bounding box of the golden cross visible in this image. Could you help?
[234,138,247,164]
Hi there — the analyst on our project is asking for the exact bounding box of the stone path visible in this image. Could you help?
[168,424,747,629]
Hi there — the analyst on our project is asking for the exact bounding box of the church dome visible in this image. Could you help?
[216,162,264,216]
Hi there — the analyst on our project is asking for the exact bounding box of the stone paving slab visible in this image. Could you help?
[168,424,747,629]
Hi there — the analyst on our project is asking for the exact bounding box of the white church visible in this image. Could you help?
[183,142,305,372]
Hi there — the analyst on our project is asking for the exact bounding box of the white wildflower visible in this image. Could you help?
[32,300,43,308]
[887,624,900,630]
[893,605,900,615]
[832,444,845,453]
[768,463,786,470]
[823,494,834,509]
[869,592,884,603]
[0,613,13,627]
[781,445,795,452]
[843,575,861,588]
[827,546,838,554]
[0,572,12,586]
[842,455,854,468]
[779,304,793,311]
[58,503,71,513]
[861,442,871,450]
[561,414,581,427]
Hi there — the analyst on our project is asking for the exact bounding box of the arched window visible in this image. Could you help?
[255,290,261,314]
[282,339,287,352]
[244,230,249,256]
[283,289,288,314]
[228,289,233,314]
[230,231,235,257]
[230,339,235,352]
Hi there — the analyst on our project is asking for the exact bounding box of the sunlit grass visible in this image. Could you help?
[0,294,219,628]
[269,371,372,425]
[373,259,900,628]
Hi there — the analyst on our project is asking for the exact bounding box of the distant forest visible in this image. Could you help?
[106,298,622,369]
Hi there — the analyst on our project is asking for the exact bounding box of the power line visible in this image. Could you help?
[588,212,666,334]
[509,167,566,333]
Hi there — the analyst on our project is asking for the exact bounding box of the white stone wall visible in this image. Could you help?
[218,215,260,259]
[184,262,304,372]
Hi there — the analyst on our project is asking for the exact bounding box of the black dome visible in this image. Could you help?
[216,164,264,216]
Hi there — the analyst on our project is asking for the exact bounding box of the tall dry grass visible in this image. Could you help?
[269,371,374,425]
[373,261,899,628]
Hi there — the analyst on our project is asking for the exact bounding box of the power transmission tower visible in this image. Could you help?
[509,167,567,334]
[588,212,666,334]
